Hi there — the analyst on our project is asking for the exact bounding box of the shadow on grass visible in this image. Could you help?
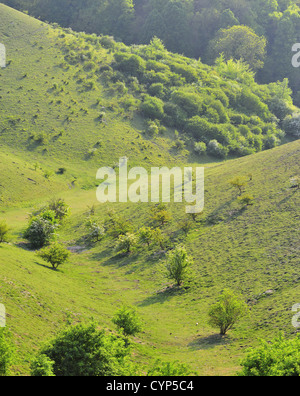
[278,188,299,206]
[34,260,58,271]
[188,334,231,351]
[138,285,188,307]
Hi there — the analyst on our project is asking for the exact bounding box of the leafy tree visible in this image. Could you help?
[138,226,155,248]
[166,245,193,286]
[37,243,70,270]
[112,306,142,338]
[208,289,249,335]
[240,334,300,376]
[209,25,267,71]
[229,176,248,195]
[35,322,133,376]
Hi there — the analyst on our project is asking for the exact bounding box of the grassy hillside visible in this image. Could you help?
[0,4,299,376]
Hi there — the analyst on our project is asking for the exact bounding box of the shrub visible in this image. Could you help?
[282,114,300,138]
[147,360,197,376]
[37,243,70,270]
[86,219,105,242]
[186,116,211,141]
[166,245,193,286]
[48,198,70,222]
[267,97,293,121]
[194,141,207,155]
[148,83,165,98]
[240,334,300,376]
[105,213,133,239]
[31,354,55,377]
[207,140,228,158]
[169,62,198,83]
[151,204,172,226]
[208,289,249,335]
[171,90,202,117]
[112,306,142,338]
[114,53,145,77]
[24,212,58,249]
[140,95,164,120]
[138,227,155,247]
[0,328,14,376]
[115,233,138,254]
[163,102,187,128]
[35,322,132,376]
[0,221,9,243]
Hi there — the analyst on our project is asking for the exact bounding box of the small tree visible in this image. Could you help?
[179,217,193,236]
[112,306,142,339]
[166,245,193,286]
[151,204,172,227]
[153,228,167,250]
[38,243,70,270]
[138,227,155,248]
[208,289,249,335]
[0,221,9,243]
[115,233,138,254]
[229,176,248,196]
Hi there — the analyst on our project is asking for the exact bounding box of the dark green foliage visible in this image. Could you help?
[140,95,164,120]
[240,334,300,376]
[36,322,132,376]
[114,53,145,77]
[24,211,58,249]
[4,0,300,101]
[31,354,55,376]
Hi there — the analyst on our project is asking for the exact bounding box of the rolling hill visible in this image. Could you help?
[0,4,299,376]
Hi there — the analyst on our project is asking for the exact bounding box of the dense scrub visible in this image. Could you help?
[54,29,298,159]
[3,0,300,105]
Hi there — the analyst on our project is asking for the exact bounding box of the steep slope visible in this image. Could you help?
[0,139,298,376]
[0,4,299,377]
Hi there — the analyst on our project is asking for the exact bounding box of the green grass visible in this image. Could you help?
[0,4,299,376]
